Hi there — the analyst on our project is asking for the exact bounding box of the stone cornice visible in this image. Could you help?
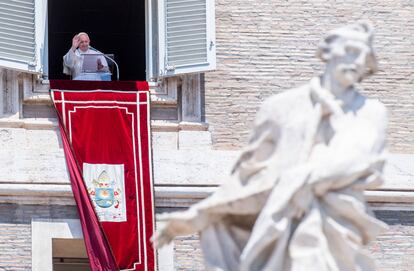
[0,118,208,131]
[0,183,412,208]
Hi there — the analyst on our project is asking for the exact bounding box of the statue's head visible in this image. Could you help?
[317,22,377,88]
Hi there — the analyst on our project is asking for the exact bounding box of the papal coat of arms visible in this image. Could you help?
[83,163,127,222]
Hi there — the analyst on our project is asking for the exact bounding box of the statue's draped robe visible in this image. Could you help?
[165,77,388,271]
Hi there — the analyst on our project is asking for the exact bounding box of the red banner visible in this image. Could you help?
[51,80,155,271]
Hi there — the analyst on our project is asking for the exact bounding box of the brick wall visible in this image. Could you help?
[204,0,414,152]
[370,210,414,271]
[0,204,79,271]
[172,210,414,271]
[0,204,412,270]
[174,235,204,271]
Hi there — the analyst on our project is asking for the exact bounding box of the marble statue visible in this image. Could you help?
[153,22,388,271]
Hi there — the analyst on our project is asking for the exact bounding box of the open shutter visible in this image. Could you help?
[158,0,216,77]
[0,0,47,75]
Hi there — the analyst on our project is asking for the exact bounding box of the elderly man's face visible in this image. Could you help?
[78,34,90,52]
[328,37,376,88]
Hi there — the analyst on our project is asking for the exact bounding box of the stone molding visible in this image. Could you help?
[1,184,413,208]
[0,117,208,131]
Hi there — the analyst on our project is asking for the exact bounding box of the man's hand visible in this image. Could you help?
[97,59,104,71]
[71,35,80,52]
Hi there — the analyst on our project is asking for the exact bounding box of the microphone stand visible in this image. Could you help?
[89,46,120,81]
[103,54,119,81]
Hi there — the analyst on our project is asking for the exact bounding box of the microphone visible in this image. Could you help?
[89,46,120,81]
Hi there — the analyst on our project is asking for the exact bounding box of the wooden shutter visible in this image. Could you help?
[158,0,216,77]
[0,0,47,74]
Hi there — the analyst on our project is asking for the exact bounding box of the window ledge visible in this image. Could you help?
[23,93,52,105]
[0,117,208,132]
[27,81,178,106]
[152,121,209,132]
[0,117,57,129]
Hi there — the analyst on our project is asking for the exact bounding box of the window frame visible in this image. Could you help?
[156,0,216,78]
[32,219,174,271]
[34,0,48,76]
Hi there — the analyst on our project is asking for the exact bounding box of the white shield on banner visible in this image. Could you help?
[83,163,127,222]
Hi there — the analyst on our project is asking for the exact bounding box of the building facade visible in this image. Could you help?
[0,0,413,270]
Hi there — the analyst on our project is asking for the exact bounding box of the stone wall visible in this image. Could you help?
[172,210,414,271]
[204,0,414,153]
[370,210,414,271]
[0,206,413,270]
[0,204,79,271]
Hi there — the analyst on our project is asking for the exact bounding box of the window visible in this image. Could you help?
[53,238,90,271]
[32,219,174,271]
[47,0,146,80]
[156,0,216,77]
[0,0,216,81]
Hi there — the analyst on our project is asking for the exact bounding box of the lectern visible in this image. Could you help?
[75,53,112,81]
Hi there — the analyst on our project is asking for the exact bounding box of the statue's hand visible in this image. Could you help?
[152,209,203,248]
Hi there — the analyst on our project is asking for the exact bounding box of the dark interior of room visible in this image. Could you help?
[48,0,146,80]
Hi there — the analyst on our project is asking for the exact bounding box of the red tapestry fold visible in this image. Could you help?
[51,80,155,271]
